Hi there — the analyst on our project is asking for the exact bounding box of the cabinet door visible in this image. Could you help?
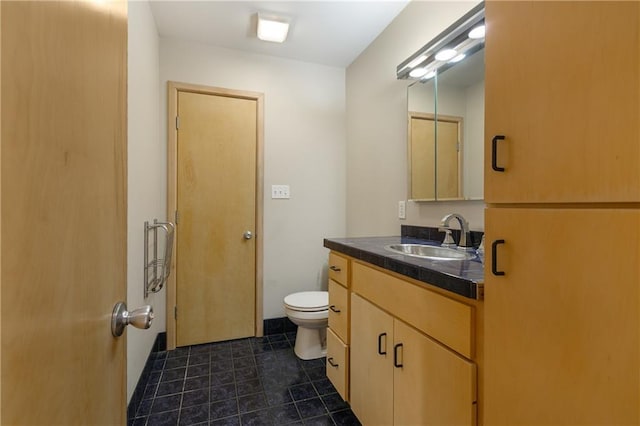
[485,1,640,203]
[485,208,640,425]
[328,279,349,342]
[350,294,394,426]
[394,320,476,426]
[326,328,349,401]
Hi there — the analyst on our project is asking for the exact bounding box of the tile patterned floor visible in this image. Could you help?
[129,332,361,426]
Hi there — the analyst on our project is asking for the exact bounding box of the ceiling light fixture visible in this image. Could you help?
[396,2,484,80]
[257,13,290,43]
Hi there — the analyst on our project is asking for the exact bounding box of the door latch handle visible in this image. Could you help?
[111,302,154,337]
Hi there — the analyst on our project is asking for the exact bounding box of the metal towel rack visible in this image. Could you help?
[144,219,175,298]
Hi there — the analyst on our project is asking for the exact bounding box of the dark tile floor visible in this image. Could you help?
[129,332,361,426]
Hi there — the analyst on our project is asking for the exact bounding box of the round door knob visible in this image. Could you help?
[111,302,154,337]
[243,231,253,240]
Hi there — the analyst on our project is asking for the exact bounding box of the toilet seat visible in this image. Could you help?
[284,291,328,312]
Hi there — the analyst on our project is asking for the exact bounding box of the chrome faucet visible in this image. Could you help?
[440,213,473,251]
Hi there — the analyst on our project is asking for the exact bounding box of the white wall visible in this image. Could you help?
[127,1,164,403]
[159,39,347,319]
[346,1,485,236]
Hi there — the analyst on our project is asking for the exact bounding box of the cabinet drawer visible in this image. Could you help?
[352,261,474,359]
[326,328,349,401]
[328,252,349,287]
[328,279,349,342]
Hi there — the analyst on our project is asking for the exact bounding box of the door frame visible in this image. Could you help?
[166,81,264,350]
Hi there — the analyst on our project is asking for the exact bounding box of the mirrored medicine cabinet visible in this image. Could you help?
[398,3,485,202]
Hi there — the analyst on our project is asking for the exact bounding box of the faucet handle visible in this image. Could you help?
[438,227,457,248]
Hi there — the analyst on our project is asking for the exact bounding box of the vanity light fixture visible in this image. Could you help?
[450,53,467,63]
[468,24,486,40]
[257,12,290,43]
[397,2,484,80]
[435,48,458,61]
[409,67,429,78]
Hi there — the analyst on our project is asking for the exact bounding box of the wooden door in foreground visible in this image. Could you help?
[1,1,128,424]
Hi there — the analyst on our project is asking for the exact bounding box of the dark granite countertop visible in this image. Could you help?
[324,236,484,300]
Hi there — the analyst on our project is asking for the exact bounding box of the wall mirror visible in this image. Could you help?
[398,3,484,201]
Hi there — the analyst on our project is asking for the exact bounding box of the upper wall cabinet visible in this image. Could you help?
[484,1,640,203]
[399,3,485,202]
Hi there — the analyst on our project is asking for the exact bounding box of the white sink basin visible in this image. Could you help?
[384,244,475,261]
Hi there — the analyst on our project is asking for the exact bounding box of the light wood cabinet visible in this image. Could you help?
[484,208,640,424]
[328,279,348,342]
[328,252,349,286]
[351,293,477,426]
[484,2,640,424]
[484,1,640,203]
[394,319,476,426]
[326,252,351,400]
[350,294,394,426]
[326,328,349,401]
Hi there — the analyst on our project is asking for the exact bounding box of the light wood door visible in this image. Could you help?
[394,320,476,426]
[350,294,394,426]
[485,208,640,425]
[176,91,257,346]
[410,115,436,200]
[484,1,640,203]
[1,1,127,424]
[436,119,461,201]
[409,115,461,201]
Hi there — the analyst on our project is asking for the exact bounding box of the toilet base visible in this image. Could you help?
[293,326,327,360]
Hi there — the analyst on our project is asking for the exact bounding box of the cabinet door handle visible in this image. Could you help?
[393,343,403,368]
[329,305,341,313]
[327,357,339,368]
[329,266,341,272]
[492,135,506,172]
[377,332,387,355]
[492,239,506,276]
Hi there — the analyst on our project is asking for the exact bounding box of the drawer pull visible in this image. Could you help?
[492,135,506,172]
[329,266,341,272]
[394,343,404,368]
[492,239,506,276]
[329,305,341,313]
[377,332,387,355]
[327,357,339,368]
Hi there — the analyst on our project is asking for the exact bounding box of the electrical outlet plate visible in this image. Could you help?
[271,185,290,199]
[398,201,406,219]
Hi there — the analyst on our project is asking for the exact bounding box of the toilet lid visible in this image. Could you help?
[284,291,328,312]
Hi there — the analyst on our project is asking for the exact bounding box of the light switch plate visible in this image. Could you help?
[272,185,290,199]
[398,201,406,219]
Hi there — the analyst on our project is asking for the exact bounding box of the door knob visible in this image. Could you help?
[243,231,253,240]
[111,302,154,337]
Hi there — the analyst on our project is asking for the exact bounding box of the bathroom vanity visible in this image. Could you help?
[324,232,484,425]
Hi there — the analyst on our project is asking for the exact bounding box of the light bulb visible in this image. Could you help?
[435,49,458,61]
[409,68,428,78]
[468,25,485,39]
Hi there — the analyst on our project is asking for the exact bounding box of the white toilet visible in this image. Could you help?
[283,291,329,360]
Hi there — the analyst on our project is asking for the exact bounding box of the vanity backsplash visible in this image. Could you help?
[401,224,484,248]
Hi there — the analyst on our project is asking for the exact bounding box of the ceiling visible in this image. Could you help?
[149,1,410,68]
